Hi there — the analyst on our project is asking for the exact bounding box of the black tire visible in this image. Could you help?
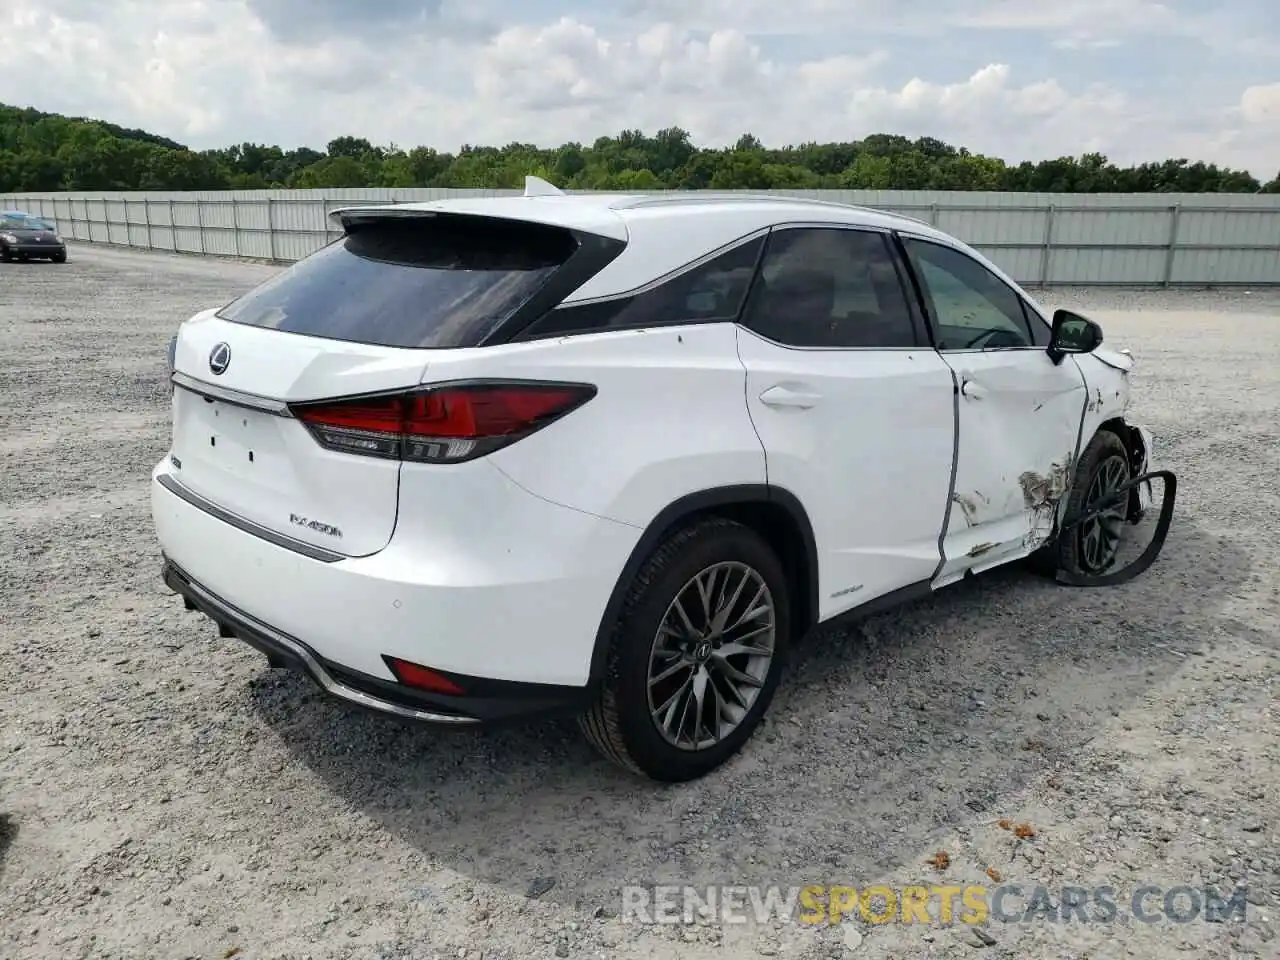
[51,252,67,264]
[0,247,11,263]
[579,517,790,782]
[1029,429,1130,576]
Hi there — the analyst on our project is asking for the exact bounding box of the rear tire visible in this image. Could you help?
[1028,429,1130,576]
[51,252,67,264]
[579,517,790,782]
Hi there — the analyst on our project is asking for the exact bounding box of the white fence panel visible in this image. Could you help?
[4,189,1278,285]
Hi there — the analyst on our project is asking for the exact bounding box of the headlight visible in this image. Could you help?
[55,235,64,243]
[0,234,16,243]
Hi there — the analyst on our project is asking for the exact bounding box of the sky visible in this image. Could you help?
[4,0,1279,177]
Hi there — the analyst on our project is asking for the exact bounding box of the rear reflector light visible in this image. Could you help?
[289,381,595,464]
[384,656,465,695]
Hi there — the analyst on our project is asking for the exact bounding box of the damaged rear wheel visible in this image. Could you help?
[1031,429,1130,577]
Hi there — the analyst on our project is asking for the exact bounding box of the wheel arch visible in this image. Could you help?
[587,484,819,686]
[1075,415,1150,530]
[1096,415,1147,474]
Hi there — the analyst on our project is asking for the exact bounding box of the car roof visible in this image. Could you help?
[331,192,936,241]
[328,190,1000,305]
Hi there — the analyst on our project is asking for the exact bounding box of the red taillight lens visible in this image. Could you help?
[384,656,465,695]
[290,381,594,463]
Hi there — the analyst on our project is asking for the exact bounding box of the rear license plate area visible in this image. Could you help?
[175,393,285,478]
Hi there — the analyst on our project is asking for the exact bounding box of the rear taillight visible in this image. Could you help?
[289,380,595,464]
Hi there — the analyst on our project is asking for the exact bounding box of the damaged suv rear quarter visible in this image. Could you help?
[152,187,1175,783]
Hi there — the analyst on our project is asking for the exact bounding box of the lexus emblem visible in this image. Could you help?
[208,342,231,375]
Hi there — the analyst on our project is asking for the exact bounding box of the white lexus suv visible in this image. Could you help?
[153,180,1158,782]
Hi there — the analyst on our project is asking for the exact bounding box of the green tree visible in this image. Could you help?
[326,136,381,161]
[0,101,1268,195]
[294,156,372,188]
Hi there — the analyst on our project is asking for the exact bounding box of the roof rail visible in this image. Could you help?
[621,192,856,211]
[853,205,934,227]
[619,192,937,227]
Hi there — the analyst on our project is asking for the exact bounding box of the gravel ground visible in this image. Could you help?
[1,244,1277,960]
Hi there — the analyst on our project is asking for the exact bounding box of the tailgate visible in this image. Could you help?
[168,313,431,558]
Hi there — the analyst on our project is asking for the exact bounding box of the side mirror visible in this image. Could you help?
[1048,309,1104,364]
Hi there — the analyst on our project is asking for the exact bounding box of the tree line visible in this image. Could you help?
[2,103,1277,194]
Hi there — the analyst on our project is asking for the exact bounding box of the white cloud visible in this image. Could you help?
[1240,83,1280,125]
[1051,35,1123,50]
[1,0,1277,178]
[952,0,1179,33]
[465,25,1140,162]
[474,19,779,121]
[1201,84,1280,179]
[625,0,1189,43]
[818,64,1133,160]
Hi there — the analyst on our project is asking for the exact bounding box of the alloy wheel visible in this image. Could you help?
[645,561,777,751]
[1078,454,1130,573]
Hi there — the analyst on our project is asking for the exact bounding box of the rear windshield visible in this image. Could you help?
[217,214,579,348]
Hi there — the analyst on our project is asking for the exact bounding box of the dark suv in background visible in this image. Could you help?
[0,212,67,263]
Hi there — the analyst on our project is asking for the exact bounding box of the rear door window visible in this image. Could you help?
[218,215,580,349]
[740,227,922,348]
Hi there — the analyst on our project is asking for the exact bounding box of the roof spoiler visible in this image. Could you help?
[327,176,569,229]
[327,203,429,229]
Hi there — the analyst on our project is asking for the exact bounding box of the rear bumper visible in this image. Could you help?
[162,558,590,724]
[151,457,641,710]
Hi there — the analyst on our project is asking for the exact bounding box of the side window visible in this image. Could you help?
[1020,297,1052,347]
[901,239,1036,350]
[740,228,918,348]
[516,235,764,338]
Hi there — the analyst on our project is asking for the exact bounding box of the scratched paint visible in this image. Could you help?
[1018,450,1077,549]
[950,490,991,528]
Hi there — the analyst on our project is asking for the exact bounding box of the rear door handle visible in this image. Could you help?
[759,385,822,409]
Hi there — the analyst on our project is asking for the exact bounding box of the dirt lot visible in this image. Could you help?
[1,244,1277,960]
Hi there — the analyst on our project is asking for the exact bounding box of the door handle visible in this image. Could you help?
[960,378,987,399]
[759,385,821,409]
